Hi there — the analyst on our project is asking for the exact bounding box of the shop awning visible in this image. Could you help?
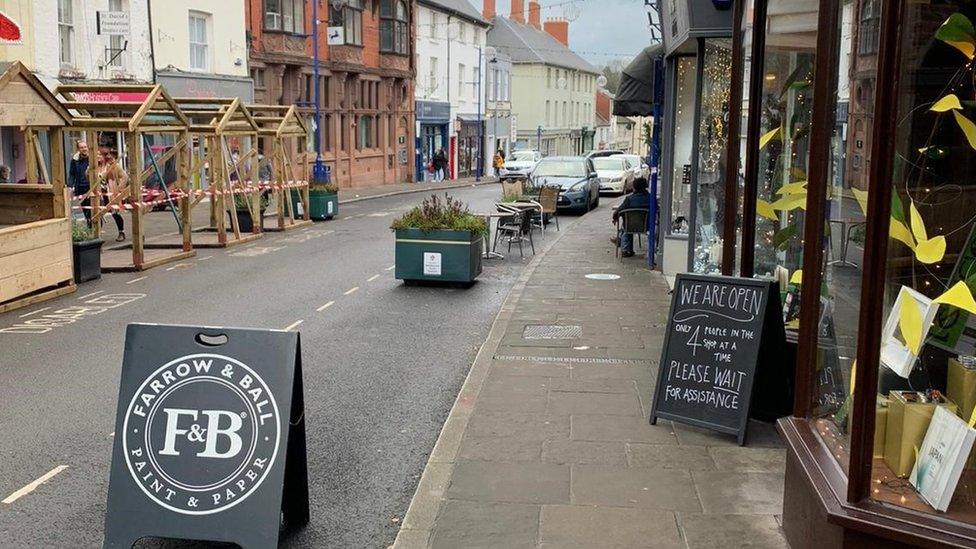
[612,45,663,117]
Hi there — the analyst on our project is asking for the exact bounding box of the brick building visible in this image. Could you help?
[245,0,416,187]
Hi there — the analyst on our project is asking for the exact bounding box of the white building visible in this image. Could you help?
[149,1,252,100]
[415,0,490,180]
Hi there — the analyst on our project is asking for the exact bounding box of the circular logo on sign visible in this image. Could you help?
[122,353,280,515]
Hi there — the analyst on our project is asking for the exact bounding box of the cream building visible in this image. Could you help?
[150,0,252,100]
[486,0,598,155]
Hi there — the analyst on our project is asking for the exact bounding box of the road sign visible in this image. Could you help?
[649,274,785,445]
[97,11,129,36]
[103,324,308,548]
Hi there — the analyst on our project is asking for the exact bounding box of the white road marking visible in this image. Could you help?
[316,301,335,312]
[2,466,68,504]
[18,307,51,318]
[385,264,396,271]
[197,255,213,261]
[77,290,105,300]
[344,286,359,296]
[165,263,193,271]
[283,320,304,331]
[367,274,380,282]
[126,276,148,284]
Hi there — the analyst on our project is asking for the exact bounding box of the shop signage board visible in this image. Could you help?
[103,324,308,548]
[650,274,784,445]
[96,11,130,35]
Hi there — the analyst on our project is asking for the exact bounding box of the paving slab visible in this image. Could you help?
[446,461,570,504]
[429,500,540,549]
[571,465,702,512]
[571,415,678,444]
[679,513,788,549]
[539,505,684,549]
[692,471,785,515]
[542,440,628,466]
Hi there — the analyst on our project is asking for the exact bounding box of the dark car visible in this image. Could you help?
[529,156,600,214]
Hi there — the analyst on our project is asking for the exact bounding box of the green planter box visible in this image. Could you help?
[394,228,483,284]
[292,189,337,220]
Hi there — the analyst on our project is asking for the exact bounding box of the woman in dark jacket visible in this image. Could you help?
[432,148,448,182]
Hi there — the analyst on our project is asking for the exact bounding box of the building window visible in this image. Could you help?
[458,21,466,43]
[547,67,551,87]
[344,0,363,46]
[58,0,73,66]
[858,0,880,55]
[458,64,465,98]
[430,12,438,39]
[359,115,373,149]
[545,100,550,126]
[106,0,125,68]
[188,12,210,71]
[428,57,438,96]
[502,70,509,101]
[251,68,266,88]
[380,0,408,54]
[266,0,304,33]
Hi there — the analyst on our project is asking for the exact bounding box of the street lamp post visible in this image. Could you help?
[475,46,497,183]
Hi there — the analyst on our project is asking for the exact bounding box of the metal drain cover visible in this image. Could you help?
[523,325,582,339]
[585,273,621,280]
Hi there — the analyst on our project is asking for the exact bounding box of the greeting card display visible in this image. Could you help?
[910,406,976,512]
[881,286,940,379]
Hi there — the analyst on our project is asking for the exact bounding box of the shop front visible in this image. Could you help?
[659,0,733,277]
[416,100,450,181]
[713,0,976,545]
[457,117,484,178]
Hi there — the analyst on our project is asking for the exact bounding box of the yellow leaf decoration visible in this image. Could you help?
[931,94,964,112]
[933,281,976,315]
[771,193,807,211]
[850,360,857,397]
[777,181,808,195]
[790,270,802,285]
[890,218,916,250]
[909,201,928,242]
[953,110,976,150]
[915,236,947,264]
[899,287,925,356]
[969,403,976,428]
[945,40,976,60]
[759,126,782,150]
[756,199,778,221]
[786,319,800,330]
[852,188,869,215]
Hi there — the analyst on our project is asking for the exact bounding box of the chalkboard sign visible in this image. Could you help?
[650,274,784,445]
[103,324,308,548]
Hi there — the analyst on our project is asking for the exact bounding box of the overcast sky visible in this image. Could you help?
[477,0,653,66]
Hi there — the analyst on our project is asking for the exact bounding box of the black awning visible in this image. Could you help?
[612,44,663,117]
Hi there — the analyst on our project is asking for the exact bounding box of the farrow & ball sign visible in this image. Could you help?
[104,324,308,548]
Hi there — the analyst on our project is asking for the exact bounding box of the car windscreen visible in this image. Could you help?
[592,158,626,171]
[511,152,535,162]
[533,160,586,177]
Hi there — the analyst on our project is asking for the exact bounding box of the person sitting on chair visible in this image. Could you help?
[611,177,650,257]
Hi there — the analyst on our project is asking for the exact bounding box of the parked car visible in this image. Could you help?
[612,153,650,180]
[529,156,599,213]
[583,149,625,160]
[499,150,542,180]
[592,156,635,195]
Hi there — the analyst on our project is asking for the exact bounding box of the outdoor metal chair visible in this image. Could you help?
[614,208,649,258]
[502,179,524,199]
[534,185,560,234]
[493,203,535,258]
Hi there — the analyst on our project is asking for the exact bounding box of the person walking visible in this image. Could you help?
[433,148,448,182]
[99,148,128,242]
[492,149,505,179]
[610,177,651,258]
[68,140,92,225]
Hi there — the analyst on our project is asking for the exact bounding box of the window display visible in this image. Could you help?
[692,40,732,274]
[668,56,697,236]
[731,0,756,275]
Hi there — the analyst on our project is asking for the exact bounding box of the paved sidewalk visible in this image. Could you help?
[394,204,789,549]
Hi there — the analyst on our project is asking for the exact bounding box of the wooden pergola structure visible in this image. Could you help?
[248,104,311,231]
[56,83,194,271]
[159,97,263,248]
[0,61,75,313]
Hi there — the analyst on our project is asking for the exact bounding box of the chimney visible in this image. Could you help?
[510,0,525,24]
[483,0,495,21]
[543,18,569,46]
[527,1,541,29]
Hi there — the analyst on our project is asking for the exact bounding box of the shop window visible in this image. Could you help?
[865,4,976,523]
[691,40,733,273]
[751,1,818,279]
[668,56,698,236]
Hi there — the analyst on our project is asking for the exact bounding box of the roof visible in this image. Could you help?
[487,17,598,74]
[0,61,72,126]
[418,0,489,26]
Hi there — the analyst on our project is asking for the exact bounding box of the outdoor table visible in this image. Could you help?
[475,211,510,259]
[827,218,865,268]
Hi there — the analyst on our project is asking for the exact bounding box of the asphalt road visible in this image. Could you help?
[0,183,590,548]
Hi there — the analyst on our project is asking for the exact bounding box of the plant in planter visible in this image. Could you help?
[71,220,103,283]
[233,191,270,232]
[294,182,339,220]
[390,194,488,284]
